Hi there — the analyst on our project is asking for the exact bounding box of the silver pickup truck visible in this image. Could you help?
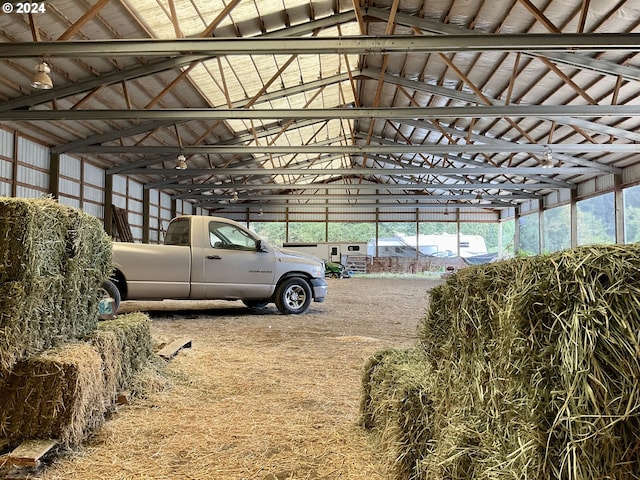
[105,215,327,314]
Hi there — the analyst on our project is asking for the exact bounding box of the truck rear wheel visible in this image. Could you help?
[100,279,121,312]
[275,277,312,314]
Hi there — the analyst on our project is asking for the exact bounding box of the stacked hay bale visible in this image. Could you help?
[88,313,157,407]
[0,197,162,448]
[362,244,640,479]
[0,197,112,370]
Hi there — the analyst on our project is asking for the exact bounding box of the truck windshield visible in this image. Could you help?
[164,218,190,246]
[209,221,257,251]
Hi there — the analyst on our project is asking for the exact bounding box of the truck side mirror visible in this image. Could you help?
[256,239,268,252]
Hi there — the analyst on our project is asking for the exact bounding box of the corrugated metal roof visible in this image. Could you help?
[0,0,638,216]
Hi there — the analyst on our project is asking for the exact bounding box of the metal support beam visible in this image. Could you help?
[2,34,640,58]
[167,182,573,191]
[8,105,640,122]
[126,166,600,176]
[199,202,513,211]
[186,193,537,202]
[68,141,640,155]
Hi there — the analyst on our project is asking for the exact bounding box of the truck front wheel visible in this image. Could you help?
[275,278,312,314]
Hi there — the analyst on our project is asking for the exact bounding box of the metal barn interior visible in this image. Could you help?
[0,0,639,256]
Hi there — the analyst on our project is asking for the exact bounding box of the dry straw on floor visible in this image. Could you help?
[363,244,640,479]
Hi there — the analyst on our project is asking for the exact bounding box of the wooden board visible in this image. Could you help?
[5,439,56,467]
[111,205,133,242]
[156,338,192,360]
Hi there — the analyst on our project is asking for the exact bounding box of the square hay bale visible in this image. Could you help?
[0,276,66,372]
[0,343,106,448]
[0,196,112,373]
[88,312,165,407]
[361,348,435,479]
[408,244,640,479]
[61,207,113,335]
[0,197,67,282]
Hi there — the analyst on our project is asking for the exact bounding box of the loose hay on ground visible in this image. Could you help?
[34,277,434,480]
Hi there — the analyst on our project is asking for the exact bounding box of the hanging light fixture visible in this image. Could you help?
[541,145,554,168]
[232,191,238,202]
[474,192,483,203]
[175,153,187,170]
[31,61,53,90]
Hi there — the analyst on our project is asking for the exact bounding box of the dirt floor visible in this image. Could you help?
[39,276,442,480]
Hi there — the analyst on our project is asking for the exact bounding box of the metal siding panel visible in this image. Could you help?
[161,192,171,209]
[623,164,640,185]
[328,212,376,222]
[83,202,103,220]
[0,129,13,158]
[129,199,143,214]
[130,226,142,240]
[596,173,615,191]
[129,212,143,225]
[17,137,48,168]
[15,186,42,198]
[17,165,48,188]
[577,178,597,197]
[148,189,159,205]
[83,185,103,203]
[160,208,172,222]
[520,200,537,214]
[112,194,127,208]
[60,154,81,179]
[128,179,143,199]
[113,175,127,195]
[84,163,104,187]
[378,212,415,221]
[0,158,12,180]
[58,195,81,208]
[0,181,10,196]
[288,212,325,221]
[59,177,81,197]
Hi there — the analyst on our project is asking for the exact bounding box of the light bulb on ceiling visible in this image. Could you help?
[541,146,554,168]
[175,154,187,170]
[31,61,53,90]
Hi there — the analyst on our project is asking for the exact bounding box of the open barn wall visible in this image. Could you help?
[2,124,640,256]
[0,127,185,242]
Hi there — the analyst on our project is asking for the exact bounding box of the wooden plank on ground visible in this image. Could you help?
[156,338,192,360]
[6,439,57,467]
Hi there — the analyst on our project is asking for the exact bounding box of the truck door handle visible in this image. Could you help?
[207,255,222,260]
